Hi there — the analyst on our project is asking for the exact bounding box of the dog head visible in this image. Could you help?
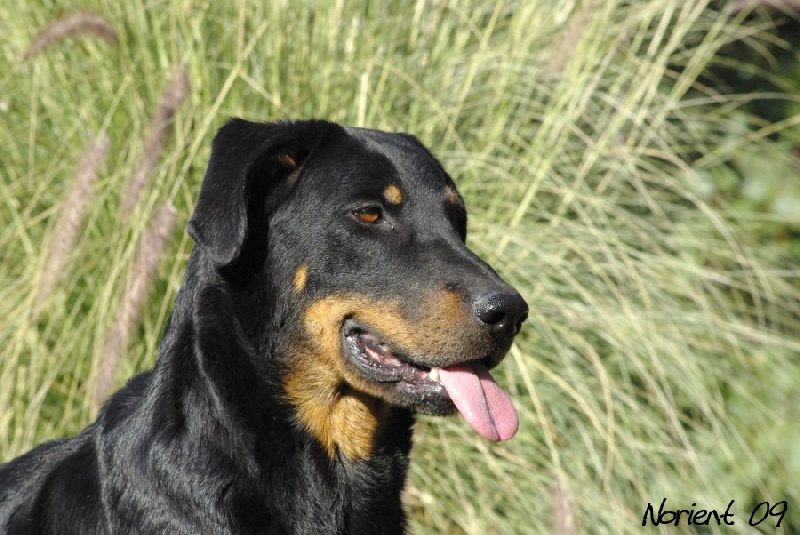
[189,119,527,459]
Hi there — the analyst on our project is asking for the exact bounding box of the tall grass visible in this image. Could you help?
[1,1,798,533]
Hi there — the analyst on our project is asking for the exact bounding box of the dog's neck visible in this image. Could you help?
[132,253,414,531]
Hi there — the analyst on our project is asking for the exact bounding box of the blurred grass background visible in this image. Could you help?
[1,0,799,533]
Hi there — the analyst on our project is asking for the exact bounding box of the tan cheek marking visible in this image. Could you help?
[293,264,308,292]
[285,296,391,460]
[302,292,487,373]
[445,186,460,205]
[347,292,485,359]
[284,352,381,460]
[329,390,388,460]
[383,184,403,205]
[284,290,488,460]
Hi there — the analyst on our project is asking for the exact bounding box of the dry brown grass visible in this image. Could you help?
[36,135,109,308]
[94,204,177,410]
[22,11,118,61]
[120,67,190,221]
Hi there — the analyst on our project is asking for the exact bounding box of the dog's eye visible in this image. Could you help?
[352,206,383,225]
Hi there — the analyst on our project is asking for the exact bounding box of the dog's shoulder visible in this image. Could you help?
[0,372,154,533]
[0,426,101,532]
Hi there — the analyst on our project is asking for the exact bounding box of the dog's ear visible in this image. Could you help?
[188,118,335,269]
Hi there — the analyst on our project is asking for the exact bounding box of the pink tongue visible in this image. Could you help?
[438,362,519,441]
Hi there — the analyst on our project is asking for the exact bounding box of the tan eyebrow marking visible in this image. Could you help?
[445,186,460,205]
[383,184,403,205]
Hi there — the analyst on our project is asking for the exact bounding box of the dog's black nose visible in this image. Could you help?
[473,290,528,337]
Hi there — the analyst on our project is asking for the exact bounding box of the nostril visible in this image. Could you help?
[477,307,506,326]
[514,312,528,335]
[474,291,528,336]
[515,306,529,333]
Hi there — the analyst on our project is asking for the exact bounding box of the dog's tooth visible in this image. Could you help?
[429,366,440,382]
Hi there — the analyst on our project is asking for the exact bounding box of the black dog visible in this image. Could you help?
[0,119,527,534]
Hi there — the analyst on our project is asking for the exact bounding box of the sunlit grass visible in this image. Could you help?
[1,1,799,533]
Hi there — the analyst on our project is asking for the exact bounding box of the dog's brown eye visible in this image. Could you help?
[353,206,382,224]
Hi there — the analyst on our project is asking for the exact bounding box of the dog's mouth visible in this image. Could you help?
[342,319,518,441]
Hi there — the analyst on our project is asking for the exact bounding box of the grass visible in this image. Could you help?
[2,1,799,533]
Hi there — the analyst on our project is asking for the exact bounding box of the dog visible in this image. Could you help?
[0,119,528,534]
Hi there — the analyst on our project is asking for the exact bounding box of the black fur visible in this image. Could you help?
[0,119,526,534]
